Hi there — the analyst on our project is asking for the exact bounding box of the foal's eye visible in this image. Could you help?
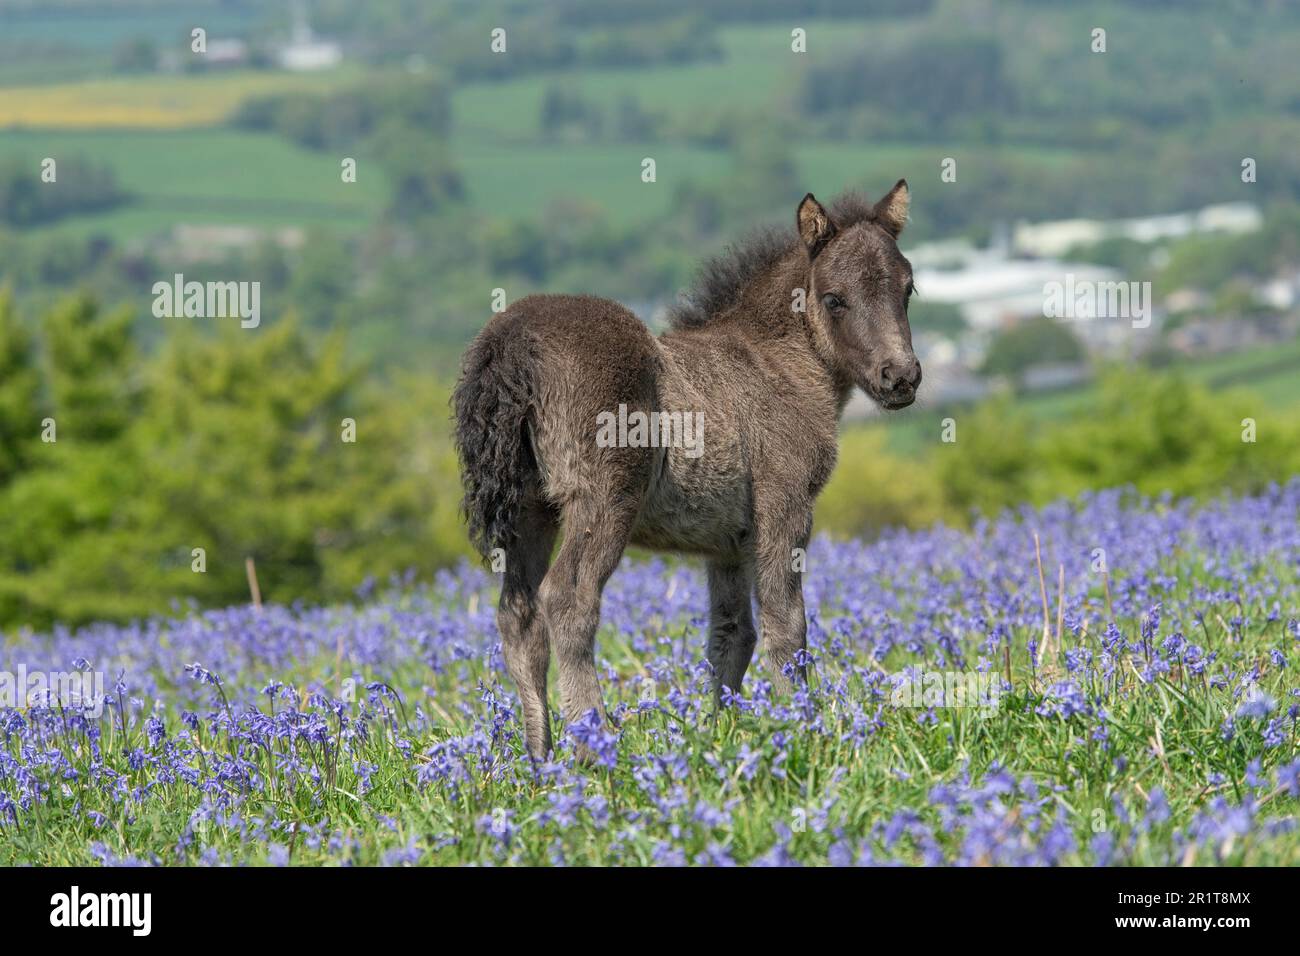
[822,293,845,313]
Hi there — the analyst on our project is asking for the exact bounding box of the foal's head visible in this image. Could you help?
[796,181,921,409]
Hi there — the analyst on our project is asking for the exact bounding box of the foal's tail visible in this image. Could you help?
[452,316,542,558]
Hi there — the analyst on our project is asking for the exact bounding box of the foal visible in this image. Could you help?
[454,181,921,759]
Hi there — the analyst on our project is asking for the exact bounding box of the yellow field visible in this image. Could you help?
[0,68,362,129]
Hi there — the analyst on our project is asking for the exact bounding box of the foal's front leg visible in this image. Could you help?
[753,500,813,693]
[706,559,757,703]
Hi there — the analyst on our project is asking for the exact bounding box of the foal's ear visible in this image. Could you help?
[873,179,910,237]
[796,193,837,259]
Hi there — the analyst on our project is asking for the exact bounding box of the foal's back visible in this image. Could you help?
[475,293,752,557]
[478,294,660,508]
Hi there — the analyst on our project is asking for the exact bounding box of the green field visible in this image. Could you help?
[453,139,1074,230]
[870,335,1300,458]
[0,5,259,84]
[0,128,388,240]
[0,68,363,128]
[7,489,1299,865]
[451,21,871,144]
[1181,335,1300,407]
[456,140,728,223]
[448,17,1087,225]
[0,18,1097,240]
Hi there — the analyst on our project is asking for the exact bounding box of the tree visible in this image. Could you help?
[726,128,798,220]
[935,396,1034,519]
[287,230,355,329]
[980,317,1084,381]
[0,289,40,484]
[369,121,464,217]
[0,302,471,628]
[909,300,967,339]
[41,295,137,443]
[112,36,159,73]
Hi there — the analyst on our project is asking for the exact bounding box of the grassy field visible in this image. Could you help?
[448,18,1085,225]
[871,335,1300,458]
[456,141,731,223]
[0,128,388,240]
[0,67,383,240]
[0,68,362,129]
[446,19,896,225]
[451,21,855,144]
[0,4,258,85]
[452,138,1081,230]
[0,19,1092,239]
[3,483,1298,865]
[1181,335,1300,407]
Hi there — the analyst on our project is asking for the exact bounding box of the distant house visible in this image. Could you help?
[1259,271,1300,310]
[1164,288,1212,314]
[161,36,252,73]
[277,3,342,71]
[203,38,250,68]
[1167,318,1259,355]
[1011,219,1106,258]
[278,34,342,71]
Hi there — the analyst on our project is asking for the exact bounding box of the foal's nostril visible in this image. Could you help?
[880,358,921,391]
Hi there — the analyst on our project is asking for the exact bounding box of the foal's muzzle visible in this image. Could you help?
[875,356,921,409]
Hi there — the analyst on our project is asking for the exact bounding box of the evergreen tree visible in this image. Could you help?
[0,288,40,484]
[41,294,137,443]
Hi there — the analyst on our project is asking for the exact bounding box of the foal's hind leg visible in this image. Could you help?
[497,497,559,761]
[537,496,638,755]
[706,559,757,704]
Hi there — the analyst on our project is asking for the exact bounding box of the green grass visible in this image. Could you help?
[0,69,363,128]
[1179,335,1300,408]
[0,18,1094,239]
[455,139,1073,229]
[873,335,1300,458]
[451,20,852,144]
[0,128,388,241]
[458,140,730,223]
[4,545,1297,866]
[446,16,1090,229]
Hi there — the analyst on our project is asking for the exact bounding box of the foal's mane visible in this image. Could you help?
[666,191,882,330]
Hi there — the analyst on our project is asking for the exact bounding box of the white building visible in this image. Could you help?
[278,0,343,71]
[908,245,1122,332]
[1012,202,1261,258]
